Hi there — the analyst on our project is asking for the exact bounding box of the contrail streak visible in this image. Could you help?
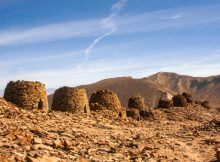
[84,0,127,56]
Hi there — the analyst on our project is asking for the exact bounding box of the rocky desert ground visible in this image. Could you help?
[0,97,219,162]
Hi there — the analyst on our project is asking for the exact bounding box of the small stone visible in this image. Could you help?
[6,132,16,140]
[64,139,72,149]
[15,155,24,161]
[18,137,29,146]
[33,137,42,144]
[33,144,53,151]
[26,156,60,162]
[146,158,157,162]
[138,142,146,152]
[217,148,220,161]
[75,157,90,162]
[53,139,62,148]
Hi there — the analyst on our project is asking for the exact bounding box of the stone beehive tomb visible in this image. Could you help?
[51,87,90,114]
[4,80,48,111]
[158,99,173,109]
[172,94,187,107]
[182,92,194,104]
[126,109,140,120]
[158,92,173,108]
[89,89,122,112]
[128,95,147,111]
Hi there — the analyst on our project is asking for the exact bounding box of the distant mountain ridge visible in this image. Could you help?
[48,72,220,108]
[148,72,220,108]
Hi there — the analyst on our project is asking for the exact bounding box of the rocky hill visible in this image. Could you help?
[48,73,220,109]
[0,97,220,161]
[148,72,220,108]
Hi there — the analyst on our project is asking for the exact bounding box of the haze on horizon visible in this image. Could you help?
[0,0,220,90]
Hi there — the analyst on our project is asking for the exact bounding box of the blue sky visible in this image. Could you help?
[0,0,220,90]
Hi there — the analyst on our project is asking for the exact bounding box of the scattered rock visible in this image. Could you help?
[63,139,72,150]
[53,139,62,148]
[26,155,60,162]
[33,137,42,144]
[0,93,219,162]
[33,144,53,151]
[217,148,220,161]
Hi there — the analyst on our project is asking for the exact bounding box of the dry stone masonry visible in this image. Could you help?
[172,94,187,107]
[196,100,211,109]
[182,92,194,104]
[158,99,173,109]
[158,91,173,109]
[52,87,90,114]
[128,95,147,111]
[126,108,140,120]
[89,89,122,112]
[4,80,48,111]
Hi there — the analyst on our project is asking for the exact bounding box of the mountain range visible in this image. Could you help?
[48,72,220,109]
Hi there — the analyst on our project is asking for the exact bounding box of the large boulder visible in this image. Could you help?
[89,89,122,112]
[52,87,90,114]
[128,95,147,111]
[4,80,48,111]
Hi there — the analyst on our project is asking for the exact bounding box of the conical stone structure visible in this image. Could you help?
[128,95,147,111]
[89,89,122,112]
[4,80,48,111]
[52,87,90,114]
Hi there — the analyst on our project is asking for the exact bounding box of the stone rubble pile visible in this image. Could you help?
[0,97,219,162]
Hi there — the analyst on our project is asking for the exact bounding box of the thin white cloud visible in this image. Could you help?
[114,4,220,34]
[162,13,183,20]
[0,5,219,47]
[84,0,128,55]
[1,48,220,89]
[0,19,100,46]
[84,27,116,55]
